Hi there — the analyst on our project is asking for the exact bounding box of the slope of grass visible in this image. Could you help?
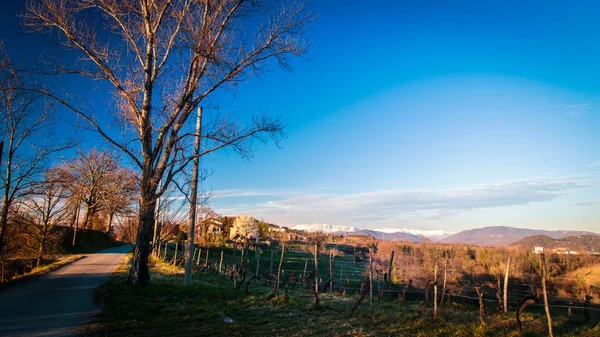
[80,254,600,337]
[570,265,600,288]
[0,255,83,290]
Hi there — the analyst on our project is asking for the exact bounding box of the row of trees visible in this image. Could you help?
[1,0,314,285]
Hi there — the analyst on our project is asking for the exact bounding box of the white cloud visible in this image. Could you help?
[213,175,596,227]
[586,160,600,168]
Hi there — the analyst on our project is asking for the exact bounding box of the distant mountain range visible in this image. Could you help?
[289,224,600,247]
[289,223,454,242]
[441,226,599,247]
[510,235,600,253]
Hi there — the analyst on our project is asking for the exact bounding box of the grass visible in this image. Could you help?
[80,253,600,337]
[570,265,600,288]
[0,254,83,290]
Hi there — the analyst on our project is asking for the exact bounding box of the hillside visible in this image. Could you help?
[441,226,598,247]
[344,229,425,242]
[510,234,600,253]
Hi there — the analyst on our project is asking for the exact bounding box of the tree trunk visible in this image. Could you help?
[0,149,11,257]
[475,286,486,326]
[83,202,96,229]
[516,296,538,332]
[127,193,157,285]
[37,237,46,268]
[72,203,80,246]
[105,212,114,234]
[540,251,554,337]
[350,278,370,313]
[504,255,511,313]
[387,251,395,293]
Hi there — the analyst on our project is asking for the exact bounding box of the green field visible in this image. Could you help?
[79,245,600,337]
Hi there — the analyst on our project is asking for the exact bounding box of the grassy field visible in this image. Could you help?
[80,247,600,337]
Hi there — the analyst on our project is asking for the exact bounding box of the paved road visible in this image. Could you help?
[0,245,131,337]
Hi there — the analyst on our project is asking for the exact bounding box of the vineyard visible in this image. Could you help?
[84,239,600,337]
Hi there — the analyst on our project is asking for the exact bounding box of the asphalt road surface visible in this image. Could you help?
[0,245,131,337]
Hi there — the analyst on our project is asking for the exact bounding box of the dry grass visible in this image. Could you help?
[80,253,600,337]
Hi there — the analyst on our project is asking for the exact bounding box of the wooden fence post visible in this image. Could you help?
[540,251,554,337]
[205,248,209,266]
[584,295,593,322]
[329,250,333,293]
[441,256,447,303]
[303,258,308,279]
[274,244,285,297]
[196,247,202,266]
[434,256,438,320]
[232,240,237,289]
[173,242,178,265]
[240,246,245,268]
[313,244,320,305]
[255,251,260,279]
[504,255,511,313]
[219,250,223,274]
[369,246,373,316]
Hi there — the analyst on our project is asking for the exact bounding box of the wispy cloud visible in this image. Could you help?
[210,188,301,198]
[214,175,596,227]
[565,103,592,116]
[572,199,600,206]
[565,103,591,109]
[586,160,600,168]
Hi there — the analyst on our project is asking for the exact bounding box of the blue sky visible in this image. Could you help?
[2,1,600,233]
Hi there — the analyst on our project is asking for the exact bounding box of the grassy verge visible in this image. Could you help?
[80,256,600,337]
[0,254,84,291]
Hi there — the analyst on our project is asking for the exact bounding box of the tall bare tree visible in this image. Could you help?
[0,46,67,262]
[24,0,314,285]
[61,150,125,230]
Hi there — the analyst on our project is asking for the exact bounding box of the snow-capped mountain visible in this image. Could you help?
[290,224,453,242]
[290,223,357,233]
[374,228,455,241]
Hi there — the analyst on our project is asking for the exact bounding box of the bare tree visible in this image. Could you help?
[102,166,138,234]
[60,149,128,230]
[24,0,314,285]
[0,46,68,263]
[18,168,70,267]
